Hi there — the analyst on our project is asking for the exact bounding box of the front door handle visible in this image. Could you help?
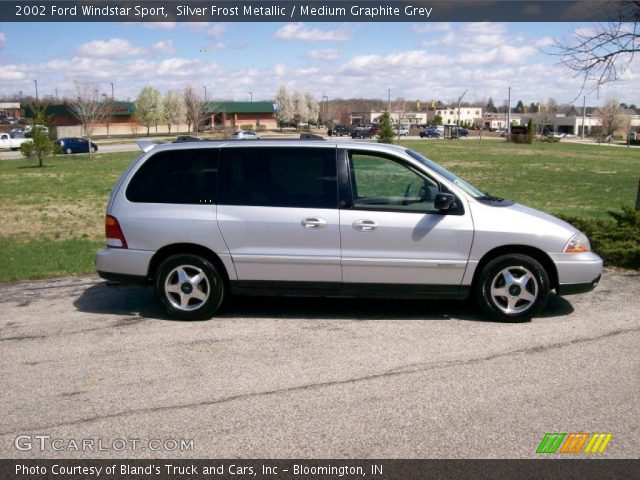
[353,219,377,231]
[301,217,328,229]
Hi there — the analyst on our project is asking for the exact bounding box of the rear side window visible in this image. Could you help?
[126,149,218,204]
[218,147,337,209]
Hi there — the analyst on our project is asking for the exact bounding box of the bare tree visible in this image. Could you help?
[599,98,623,141]
[184,86,209,133]
[68,82,109,159]
[550,3,640,93]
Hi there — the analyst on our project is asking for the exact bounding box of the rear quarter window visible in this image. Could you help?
[126,148,218,204]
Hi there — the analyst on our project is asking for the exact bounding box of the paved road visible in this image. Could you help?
[0,270,638,459]
[0,142,141,160]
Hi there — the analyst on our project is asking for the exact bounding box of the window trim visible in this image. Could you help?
[339,148,464,215]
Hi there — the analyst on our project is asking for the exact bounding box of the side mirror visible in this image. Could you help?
[434,192,456,211]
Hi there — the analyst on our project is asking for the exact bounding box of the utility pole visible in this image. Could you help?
[110,82,114,100]
[507,86,511,137]
[33,80,38,103]
[321,92,328,124]
[388,88,391,112]
[581,96,586,139]
[203,85,207,103]
[249,91,253,102]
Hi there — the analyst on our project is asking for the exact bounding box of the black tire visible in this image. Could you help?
[475,254,550,322]
[155,254,225,320]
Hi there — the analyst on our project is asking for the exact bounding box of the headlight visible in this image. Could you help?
[564,233,591,253]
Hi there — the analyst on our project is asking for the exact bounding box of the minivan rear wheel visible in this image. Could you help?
[475,254,550,322]
[155,254,225,320]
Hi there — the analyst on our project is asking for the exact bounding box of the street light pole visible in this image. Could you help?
[203,85,207,102]
[457,89,468,138]
[249,92,253,102]
[33,80,38,102]
[110,82,114,100]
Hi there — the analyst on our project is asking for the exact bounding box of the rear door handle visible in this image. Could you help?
[353,219,377,231]
[301,217,328,229]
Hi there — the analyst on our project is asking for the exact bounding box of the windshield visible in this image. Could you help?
[406,148,485,198]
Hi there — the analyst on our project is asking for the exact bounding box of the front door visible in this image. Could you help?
[339,150,474,286]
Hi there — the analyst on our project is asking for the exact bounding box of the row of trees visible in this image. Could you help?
[134,86,208,136]
[274,86,320,129]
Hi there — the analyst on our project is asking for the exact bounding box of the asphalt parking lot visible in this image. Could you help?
[1,269,638,459]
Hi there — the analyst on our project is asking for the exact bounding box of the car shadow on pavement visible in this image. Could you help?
[74,282,575,323]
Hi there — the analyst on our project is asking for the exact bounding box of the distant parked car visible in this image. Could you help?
[57,137,98,154]
[232,130,260,140]
[331,125,351,137]
[0,132,32,151]
[393,125,409,136]
[351,127,373,139]
[24,125,49,137]
[368,125,380,135]
[420,128,441,138]
[450,127,469,138]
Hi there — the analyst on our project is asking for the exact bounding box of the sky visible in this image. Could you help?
[1,21,638,107]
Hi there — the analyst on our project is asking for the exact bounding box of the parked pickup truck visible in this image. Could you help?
[0,133,32,151]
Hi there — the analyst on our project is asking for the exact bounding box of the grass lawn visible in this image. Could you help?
[0,141,638,282]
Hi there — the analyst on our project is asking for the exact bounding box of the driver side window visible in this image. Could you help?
[349,152,441,212]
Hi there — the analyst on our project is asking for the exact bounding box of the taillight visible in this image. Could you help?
[105,215,128,249]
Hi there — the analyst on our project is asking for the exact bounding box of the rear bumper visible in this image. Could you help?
[97,270,147,286]
[95,247,154,281]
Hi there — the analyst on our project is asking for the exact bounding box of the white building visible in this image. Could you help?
[429,106,483,126]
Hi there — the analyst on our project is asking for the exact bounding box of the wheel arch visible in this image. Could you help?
[147,243,230,288]
[471,245,559,291]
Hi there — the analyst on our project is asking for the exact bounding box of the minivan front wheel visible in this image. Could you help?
[155,254,225,320]
[476,254,550,322]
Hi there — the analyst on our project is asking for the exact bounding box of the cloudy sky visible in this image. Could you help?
[1,21,638,106]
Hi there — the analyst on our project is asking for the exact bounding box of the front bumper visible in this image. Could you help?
[557,274,601,295]
[549,251,603,296]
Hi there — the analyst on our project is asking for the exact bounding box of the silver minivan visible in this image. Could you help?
[96,140,602,322]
